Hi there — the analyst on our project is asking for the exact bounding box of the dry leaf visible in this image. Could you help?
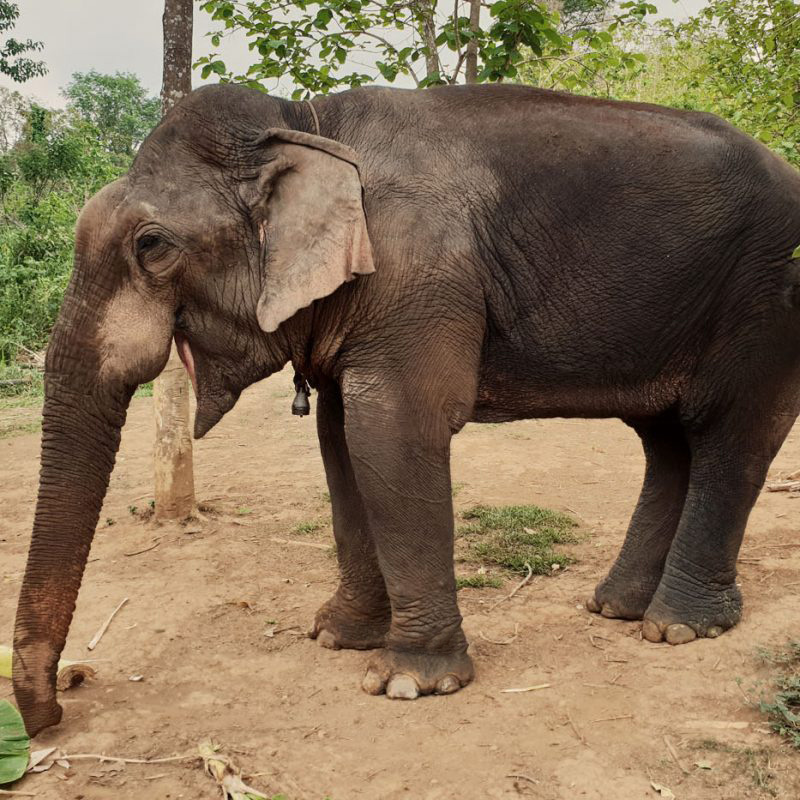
[28,746,70,773]
[199,740,269,800]
[650,782,675,798]
[694,760,713,770]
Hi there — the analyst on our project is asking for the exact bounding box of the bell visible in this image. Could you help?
[291,371,311,417]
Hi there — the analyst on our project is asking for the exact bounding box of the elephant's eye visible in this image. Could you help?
[135,232,171,270]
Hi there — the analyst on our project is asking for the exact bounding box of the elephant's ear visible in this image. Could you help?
[242,128,375,334]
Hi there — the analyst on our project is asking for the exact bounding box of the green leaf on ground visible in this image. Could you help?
[0,700,31,785]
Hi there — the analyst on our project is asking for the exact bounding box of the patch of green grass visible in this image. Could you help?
[135,381,153,397]
[757,641,800,750]
[293,520,325,534]
[0,419,41,439]
[456,573,503,590]
[451,481,467,498]
[458,504,576,574]
[236,507,253,516]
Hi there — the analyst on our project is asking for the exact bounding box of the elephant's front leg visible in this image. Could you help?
[311,384,392,650]
[343,375,474,699]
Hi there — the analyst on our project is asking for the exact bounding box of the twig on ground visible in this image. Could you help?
[124,540,161,557]
[506,773,539,784]
[0,790,37,797]
[765,480,800,492]
[144,773,170,781]
[489,563,533,612]
[566,710,586,745]
[663,735,690,774]
[591,714,633,723]
[65,753,195,764]
[479,624,519,645]
[87,598,129,651]
[500,683,551,693]
[268,537,330,551]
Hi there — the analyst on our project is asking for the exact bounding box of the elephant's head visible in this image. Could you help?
[12,86,374,735]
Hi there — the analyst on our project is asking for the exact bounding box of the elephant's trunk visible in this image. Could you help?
[12,293,134,736]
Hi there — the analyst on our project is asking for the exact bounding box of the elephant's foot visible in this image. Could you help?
[361,648,474,699]
[310,591,391,651]
[641,581,742,645]
[585,572,662,621]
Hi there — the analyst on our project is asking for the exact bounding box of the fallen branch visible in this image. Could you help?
[0,790,37,797]
[87,598,129,651]
[66,752,195,765]
[591,714,633,723]
[488,563,533,612]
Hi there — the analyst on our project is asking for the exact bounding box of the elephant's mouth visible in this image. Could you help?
[173,331,240,439]
[174,332,197,395]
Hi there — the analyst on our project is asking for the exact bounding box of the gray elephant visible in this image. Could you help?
[12,83,800,736]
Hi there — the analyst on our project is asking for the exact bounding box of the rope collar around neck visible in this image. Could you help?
[304,98,320,136]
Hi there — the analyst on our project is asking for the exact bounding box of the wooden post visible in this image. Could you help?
[153,0,195,520]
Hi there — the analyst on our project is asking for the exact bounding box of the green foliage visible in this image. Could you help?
[459,504,576,573]
[196,0,650,97]
[756,641,800,749]
[293,520,325,534]
[456,573,503,589]
[63,71,161,161]
[525,0,799,167]
[0,2,46,83]
[0,700,30,785]
[675,0,800,164]
[0,73,159,372]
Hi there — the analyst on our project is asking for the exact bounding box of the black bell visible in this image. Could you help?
[291,372,311,417]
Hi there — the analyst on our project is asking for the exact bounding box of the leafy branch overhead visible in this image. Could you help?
[0,2,46,83]
[196,0,654,98]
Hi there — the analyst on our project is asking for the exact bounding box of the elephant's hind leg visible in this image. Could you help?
[643,394,799,645]
[588,415,690,620]
[311,383,391,650]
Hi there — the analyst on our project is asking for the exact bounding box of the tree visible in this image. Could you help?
[195,0,653,96]
[672,0,799,165]
[153,0,196,521]
[0,2,46,83]
[62,71,161,160]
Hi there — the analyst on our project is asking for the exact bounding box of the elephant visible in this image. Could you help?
[12,82,800,737]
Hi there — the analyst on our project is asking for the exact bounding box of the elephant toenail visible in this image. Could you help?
[707,626,723,638]
[600,604,619,619]
[386,674,419,700]
[435,674,460,695]
[665,623,697,645]
[641,619,664,643]
[362,668,385,696]
[585,596,601,613]
[316,630,339,650]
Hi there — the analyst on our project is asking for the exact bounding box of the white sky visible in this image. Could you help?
[3,0,707,108]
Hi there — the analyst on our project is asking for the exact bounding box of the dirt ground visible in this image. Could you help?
[2,366,800,799]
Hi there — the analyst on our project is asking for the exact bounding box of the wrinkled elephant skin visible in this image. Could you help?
[13,83,800,735]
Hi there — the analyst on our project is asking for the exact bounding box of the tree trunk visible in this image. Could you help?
[465,0,480,84]
[154,0,195,521]
[415,1,441,81]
